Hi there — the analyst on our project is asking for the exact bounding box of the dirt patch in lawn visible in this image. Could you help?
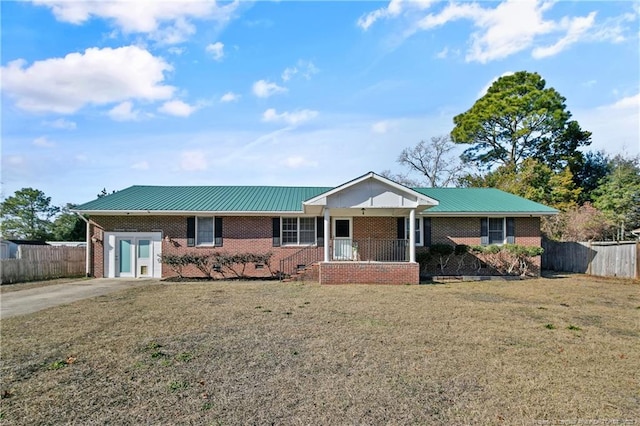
[0,275,638,424]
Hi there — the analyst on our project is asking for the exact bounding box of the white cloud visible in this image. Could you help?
[108,101,141,121]
[252,80,287,98]
[281,66,297,82]
[281,60,319,81]
[262,108,318,126]
[586,11,638,44]
[573,92,640,156]
[206,42,224,60]
[365,0,630,63]
[435,46,449,59]
[1,45,174,114]
[220,92,240,103]
[609,93,640,110]
[477,71,514,98]
[281,155,318,169]
[158,100,198,117]
[131,161,150,170]
[167,46,185,55]
[33,136,55,147]
[358,0,420,30]
[45,118,77,130]
[532,12,596,59]
[180,150,207,171]
[371,120,395,134]
[33,0,240,45]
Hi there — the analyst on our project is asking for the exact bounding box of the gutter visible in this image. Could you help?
[75,212,91,277]
[70,209,307,216]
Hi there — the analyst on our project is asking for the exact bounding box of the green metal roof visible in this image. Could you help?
[74,186,332,213]
[74,185,556,215]
[415,188,557,214]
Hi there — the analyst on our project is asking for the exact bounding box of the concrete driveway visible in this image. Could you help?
[0,278,159,319]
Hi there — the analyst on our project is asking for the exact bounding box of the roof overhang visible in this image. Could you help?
[420,211,558,217]
[70,209,305,216]
[303,171,439,214]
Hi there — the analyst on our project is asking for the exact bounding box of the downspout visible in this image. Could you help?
[75,212,92,277]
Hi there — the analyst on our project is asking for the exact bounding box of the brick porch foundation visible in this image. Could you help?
[319,262,419,285]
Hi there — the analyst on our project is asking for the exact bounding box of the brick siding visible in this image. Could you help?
[88,215,543,280]
[431,216,541,247]
[319,262,419,285]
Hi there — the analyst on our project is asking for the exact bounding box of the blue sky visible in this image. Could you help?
[2,0,639,207]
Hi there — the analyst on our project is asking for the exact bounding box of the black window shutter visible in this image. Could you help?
[272,217,281,247]
[480,218,489,246]
[187,217,195,247]
[316,216,324,246]
[423,217,432,247]
[397,217,406,240]
[506,217,515,244]
[215,217,223,246]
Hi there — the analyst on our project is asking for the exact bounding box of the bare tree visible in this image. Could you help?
[379,170,422,188]
[397,135,465,187]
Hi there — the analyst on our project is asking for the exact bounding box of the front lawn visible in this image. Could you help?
[0,275,638,424]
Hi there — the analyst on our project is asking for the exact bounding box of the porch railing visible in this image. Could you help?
[278,244,322,279]
[330,238,409,262]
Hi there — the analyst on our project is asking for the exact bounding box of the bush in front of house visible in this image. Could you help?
[419,243,543,277]
[159,252,274,280]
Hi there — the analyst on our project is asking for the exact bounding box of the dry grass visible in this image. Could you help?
[0,277,89,294]
[1,275,638,425]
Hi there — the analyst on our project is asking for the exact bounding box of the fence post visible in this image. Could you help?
[586,241,592,275]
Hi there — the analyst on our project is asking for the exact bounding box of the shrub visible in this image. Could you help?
[159,251,275,280]
[429,244,455,274]
[430,244,454,256]
[454,244,469,255]
[158,254,191,278]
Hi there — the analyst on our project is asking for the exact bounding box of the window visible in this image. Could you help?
[196,217,214,246]
[405,218,423,246]
[488,218,505,245]
[282,217,316,245]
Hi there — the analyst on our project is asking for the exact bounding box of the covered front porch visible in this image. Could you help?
[301,172,438,285]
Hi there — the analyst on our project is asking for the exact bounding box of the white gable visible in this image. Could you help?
[304,172,438,212]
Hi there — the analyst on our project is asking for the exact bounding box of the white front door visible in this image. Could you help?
[107,232,161,278]
[332,218,353,260]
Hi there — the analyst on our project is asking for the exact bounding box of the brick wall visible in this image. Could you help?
[89,214,543,280]
[353,216,396,239]
[319,262,419,285]
[90,215,322,279]
[431,217,541,247]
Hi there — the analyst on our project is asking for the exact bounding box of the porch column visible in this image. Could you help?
[323,208,330,262]
[409,209,416,263]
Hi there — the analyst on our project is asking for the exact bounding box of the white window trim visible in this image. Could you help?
[406,217,423,246]
[196,216,215,247]
[281,217,317,246]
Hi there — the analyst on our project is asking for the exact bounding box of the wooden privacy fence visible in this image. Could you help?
[542,240,639,279]
[1,246,86,284]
